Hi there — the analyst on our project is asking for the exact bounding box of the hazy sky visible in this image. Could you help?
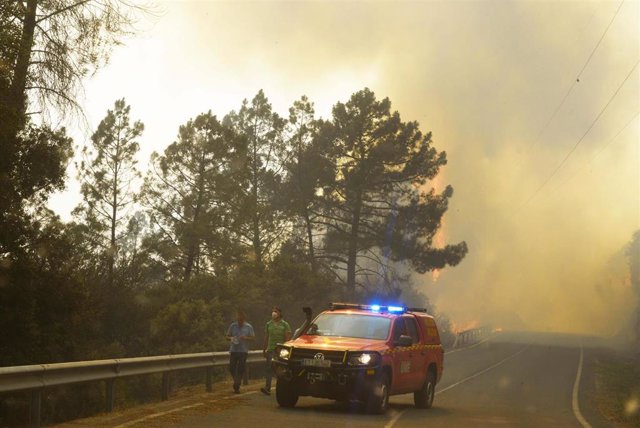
[48,0,640,336]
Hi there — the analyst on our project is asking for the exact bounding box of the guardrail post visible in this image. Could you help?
[161,373,170,400]
[206,367,213,392]
[105,379,115,412]
[30,389,42,428]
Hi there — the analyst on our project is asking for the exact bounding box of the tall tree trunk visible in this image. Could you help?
[9,0,37,120]
[184,153,206,280]
[304,208,316,272]
[346,192,362,290]
[252,183,261,265]
[296,138,315,270]
[251,125,262,265]
[1,0,37,202]
[108,127,121,287]
[109,169,117,286]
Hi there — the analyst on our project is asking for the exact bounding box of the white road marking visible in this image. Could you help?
[113,390,257,428]
[384,346,528,428]
[385,406,406,428]
[572,345,593,428]
[436,347,527,395]
[115,335,498,428]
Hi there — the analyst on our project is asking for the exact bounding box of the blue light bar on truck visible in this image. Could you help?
[329,303,427,313]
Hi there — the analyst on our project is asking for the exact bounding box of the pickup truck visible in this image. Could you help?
[272,303,444,413]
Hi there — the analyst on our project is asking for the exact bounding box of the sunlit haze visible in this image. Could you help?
[48,0,640,336]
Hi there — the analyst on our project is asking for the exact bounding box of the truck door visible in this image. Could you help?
[390,318,413,394]
[403,315,426,390]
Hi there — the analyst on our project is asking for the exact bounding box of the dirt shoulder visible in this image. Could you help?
[51,379,263,428]
[592,350,640,427]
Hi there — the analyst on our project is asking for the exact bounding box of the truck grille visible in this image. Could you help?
[290,348,346,363]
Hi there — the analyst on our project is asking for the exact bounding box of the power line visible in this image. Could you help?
[575,0,625,80]
[514,59,639,215]
[544,111,639,200]
[517,0,626,158]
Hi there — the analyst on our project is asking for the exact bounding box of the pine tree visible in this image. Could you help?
[75,99,143,286]
[142,112,244,280]
[278,96,333,271]
[224,90,287,265]
[315,88,467,291]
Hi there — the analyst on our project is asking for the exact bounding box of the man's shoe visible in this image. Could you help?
[233,385,240,393]
[260,387,271,395]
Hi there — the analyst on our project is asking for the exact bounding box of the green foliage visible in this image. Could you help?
[142,112,245,280]
[277,96,333,270]
[150,297,226,353]
[0,87,466,424]
[75,98,143,285]
[0,211,87,366]
[1,1,145,254]
[224,90,287,265]
[315,88,468,290]
[0,123,73,255]
[5,0,141,119]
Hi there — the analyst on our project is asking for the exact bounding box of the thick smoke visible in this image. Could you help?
[54,0,639,335]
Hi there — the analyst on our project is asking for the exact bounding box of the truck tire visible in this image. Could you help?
[365,372,389,414]
[276,377,299,408]
[414,369,436,409]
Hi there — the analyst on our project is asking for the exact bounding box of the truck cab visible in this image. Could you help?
[272,303,444,413]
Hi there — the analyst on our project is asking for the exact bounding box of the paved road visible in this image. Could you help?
[161,332,614,428]
[63,331,616,428]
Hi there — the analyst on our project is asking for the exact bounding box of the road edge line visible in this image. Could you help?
[572,345,593,428]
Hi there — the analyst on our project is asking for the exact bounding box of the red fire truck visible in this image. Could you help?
[272,303,444,413]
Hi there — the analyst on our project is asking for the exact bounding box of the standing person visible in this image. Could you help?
[293,306,313,339]
[226,309,255,393]
[261,307,291,395]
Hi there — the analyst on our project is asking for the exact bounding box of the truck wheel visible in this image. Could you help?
[414,370,436,409]
[275,377,299,408]
[365,372,389,414]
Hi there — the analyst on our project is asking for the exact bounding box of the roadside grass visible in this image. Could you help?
[595,353,640,427]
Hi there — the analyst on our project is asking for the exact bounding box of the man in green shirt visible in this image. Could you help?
[261,306,291,395]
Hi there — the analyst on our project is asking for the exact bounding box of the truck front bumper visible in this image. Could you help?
[272,360,381,401]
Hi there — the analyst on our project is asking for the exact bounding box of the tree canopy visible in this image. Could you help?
[0,81,466,424]
[314,89,468,290]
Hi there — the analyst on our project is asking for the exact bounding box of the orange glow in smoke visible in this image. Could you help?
[451,319,480,334]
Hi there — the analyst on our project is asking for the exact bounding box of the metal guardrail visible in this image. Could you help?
[452,326,492,348]
[0,350,264,427]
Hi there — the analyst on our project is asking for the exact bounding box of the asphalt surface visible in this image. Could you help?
[61,331,618,428]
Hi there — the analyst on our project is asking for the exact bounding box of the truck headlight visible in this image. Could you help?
[358,353,372,365]
[278,347,291,360]
[348,352,378,366]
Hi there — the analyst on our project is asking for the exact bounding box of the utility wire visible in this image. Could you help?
[518,0,626,157]
[576,0,625,79]
[514,59,639,215]
[544,111,639,200]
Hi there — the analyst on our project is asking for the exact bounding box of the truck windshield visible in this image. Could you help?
[307,314,390,340]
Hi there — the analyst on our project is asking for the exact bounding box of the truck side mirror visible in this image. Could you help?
[394,335,413,347]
